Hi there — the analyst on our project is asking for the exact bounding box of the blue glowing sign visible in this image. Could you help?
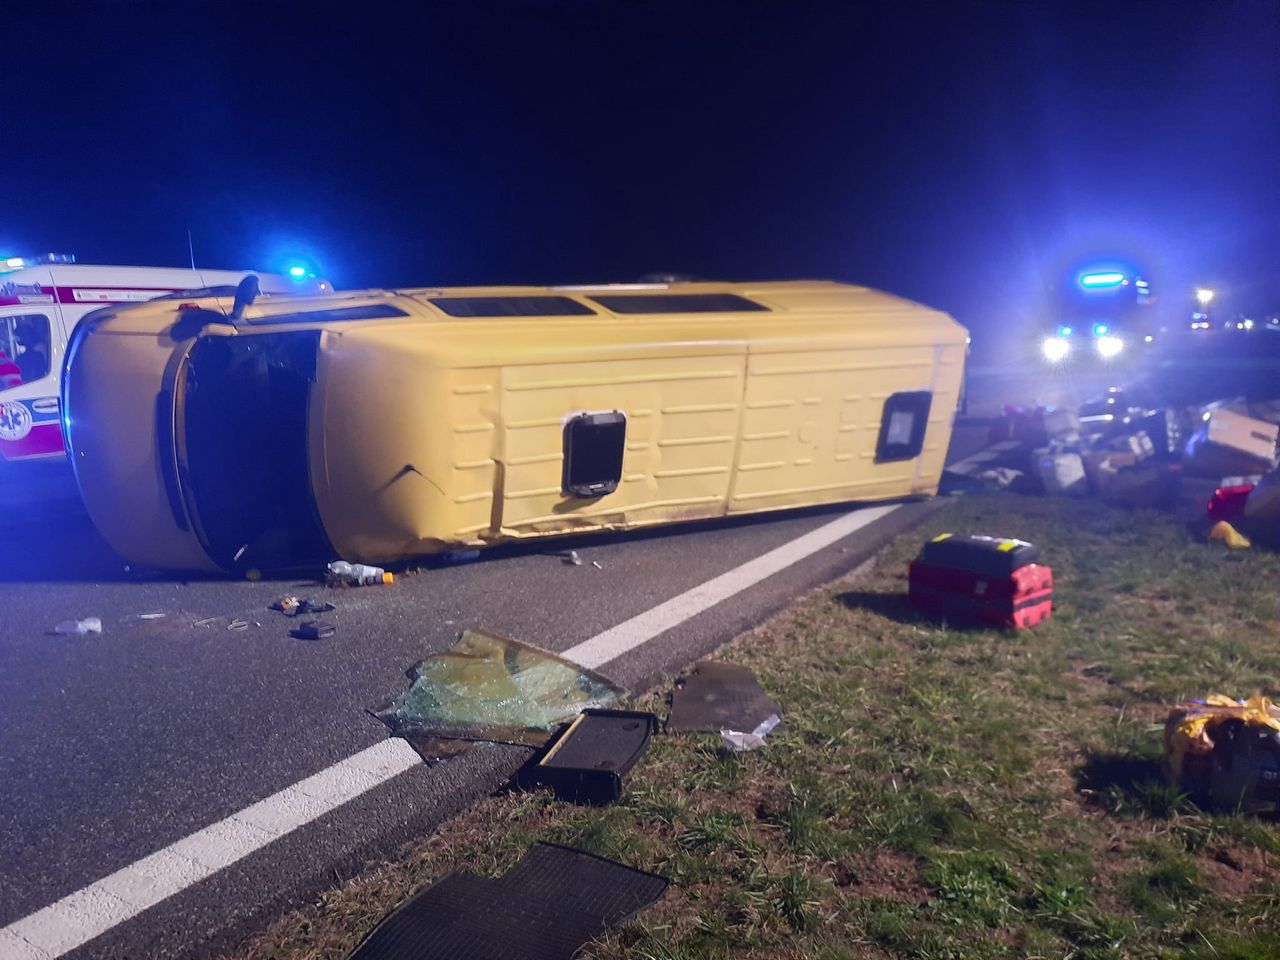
[1080,272,1126,288]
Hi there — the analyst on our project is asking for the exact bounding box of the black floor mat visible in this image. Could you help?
[666,660,780,733]
[348,844,668,960]
[495,843,668,925]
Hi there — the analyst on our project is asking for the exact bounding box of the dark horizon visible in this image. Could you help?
[5,1,1279,334]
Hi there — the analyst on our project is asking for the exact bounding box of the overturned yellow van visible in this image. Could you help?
[63,279,967,572]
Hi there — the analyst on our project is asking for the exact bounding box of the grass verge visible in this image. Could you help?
[225,491,1280,960]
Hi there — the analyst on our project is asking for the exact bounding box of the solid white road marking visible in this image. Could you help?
[3,467,989,956]
[563,503,900,668]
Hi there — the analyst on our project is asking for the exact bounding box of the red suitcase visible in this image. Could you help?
[908,533,1053,629]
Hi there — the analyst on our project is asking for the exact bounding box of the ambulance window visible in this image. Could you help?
[0,314,51,391]
[429,297,595,317]
[875,391,932,462]
[588,294,769,313]
[563,411,627,498]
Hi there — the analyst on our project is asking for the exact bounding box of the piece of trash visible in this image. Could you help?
[327,559,394,586]
[440,549,481,565]
[271,596,335,617]
[975,466,1023,488]
[292,620,335,641]
[1165,694,1280,813]
[52,617,102,636]
[908,533,1053,629]
[561,550,583,566]
[233,544,247,562]
[591,560,603,569]
[720,714,781,752]
[667,661,781,733]
[373,629,622,747]
[138,612,166,620]
[1034,448,1088,496]
[1208,520,1251,549]
[348,843,668,960]
[520,709,657,804]
[193,616,219,627]
[227,618,251,631]
[271,595,302,615]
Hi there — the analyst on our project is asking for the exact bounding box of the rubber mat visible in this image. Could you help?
[347,844,667,960]
[495,843,668,925]
[666,660,780,733]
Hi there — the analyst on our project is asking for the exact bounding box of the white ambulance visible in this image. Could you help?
[0,254,330,471]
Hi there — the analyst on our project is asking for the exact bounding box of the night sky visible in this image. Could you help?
[5,1,1279,340]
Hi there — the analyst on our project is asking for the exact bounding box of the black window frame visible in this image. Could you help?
[875,391,932,463]
[587,293,769,314]
[562,411,627,498]
[428,296,596,318]
[246,304,410,325]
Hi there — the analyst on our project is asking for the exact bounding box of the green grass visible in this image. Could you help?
[225,491,1280,960]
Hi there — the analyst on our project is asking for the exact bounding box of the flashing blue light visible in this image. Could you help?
[287,265,308,280]
[1080,271,1126,288]
[1092,323,1109,336]
[1058,325,1073,337]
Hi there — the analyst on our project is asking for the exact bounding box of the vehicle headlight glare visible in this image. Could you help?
[1096,335,1124,358]
[1041,337,1070,362]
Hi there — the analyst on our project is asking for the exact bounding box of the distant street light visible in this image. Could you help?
[1195,287,1216,306]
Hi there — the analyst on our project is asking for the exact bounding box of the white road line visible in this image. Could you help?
[562,503,900,668]
[0,484,944,957]
[946,439,1019,476]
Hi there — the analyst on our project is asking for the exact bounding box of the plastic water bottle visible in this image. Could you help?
[326,560,393,586]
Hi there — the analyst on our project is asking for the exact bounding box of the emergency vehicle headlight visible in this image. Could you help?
[1096,335,1124,358]
[1041,337,1070,363]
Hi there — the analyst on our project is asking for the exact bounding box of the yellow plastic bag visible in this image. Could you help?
[1164,694,1280,781]
[1208,520,1251,549]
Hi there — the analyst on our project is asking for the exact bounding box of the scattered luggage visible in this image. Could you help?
[1165,695,1280,814]
[908,533,1053,629]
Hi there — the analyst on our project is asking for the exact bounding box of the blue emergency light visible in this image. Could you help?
[1092,323,1109,336]
[1079,271,1126,288]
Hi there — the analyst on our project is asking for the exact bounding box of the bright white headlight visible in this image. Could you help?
[1041,337,1070,362]
[1096,335,1124,358]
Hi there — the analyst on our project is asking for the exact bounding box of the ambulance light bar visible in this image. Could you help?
[2,252,77,271]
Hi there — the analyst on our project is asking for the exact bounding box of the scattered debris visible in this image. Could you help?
[271,596,335,617]
[908,533,1053,629]
[1035,448,1088,496]
[1164,694,1280,813]
[373,629,622,748]
[667,661,781,734]
[227,618,251,631]
[1184,408,1279,478]
[521,709,657,804]
[720,713,781,753]
[193,616,220,627]
[1208,519,1251,549]
[347,843,667,960]
[292,620,335,640]
[137,612,166,620]
[440,548,481,565]
[561,550,583,566]
[975,466,1023,488]
[52,617,102,636]
[327,560,394,586]
[591,560,603,569]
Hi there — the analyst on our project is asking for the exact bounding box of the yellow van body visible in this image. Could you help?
[63,280,968,572]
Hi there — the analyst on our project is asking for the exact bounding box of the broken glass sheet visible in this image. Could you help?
[374,629,622,746]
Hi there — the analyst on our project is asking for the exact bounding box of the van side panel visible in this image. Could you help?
[496,351,746,535]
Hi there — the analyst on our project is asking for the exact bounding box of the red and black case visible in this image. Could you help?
[908,534,1053,629]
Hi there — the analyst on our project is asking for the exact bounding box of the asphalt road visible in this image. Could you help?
[1,337,1273,960]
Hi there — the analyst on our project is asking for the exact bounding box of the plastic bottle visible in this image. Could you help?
[327,560,393,586]
[54,617,103,636]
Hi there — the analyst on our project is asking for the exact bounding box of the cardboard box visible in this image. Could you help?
[1184,410,1279,477]
[1036,449,1088,496]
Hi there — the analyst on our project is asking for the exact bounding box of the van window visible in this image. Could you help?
[0,314,52,391]
[563,411,627,497]
[588,293,769,314]
[429,297,595,317]
[875,391,932,462]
